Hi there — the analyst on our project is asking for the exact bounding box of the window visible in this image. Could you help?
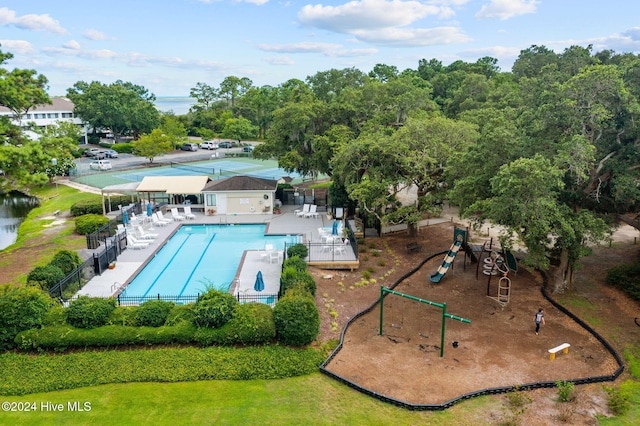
[61,112,73,118]
[24,114,32,119]
[47,113,59,118]
[206,194,217,206]
[34,113,46,119]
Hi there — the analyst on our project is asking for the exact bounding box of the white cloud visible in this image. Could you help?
[83,29,115,41]
[0,7,66,34]
[299,0,445,32]
[0,39,35,55]
[475,0,538,20]
[258,41,343,54]
[458,45,520,61]
[63,40,81,50]
[352,26,470,46]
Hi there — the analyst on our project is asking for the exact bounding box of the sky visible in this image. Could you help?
[1,0,640,97]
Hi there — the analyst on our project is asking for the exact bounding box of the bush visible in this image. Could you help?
[107,306,138,326]
[283,256,307,272]
[109,143,134,154]
[26,264,65,290]
[225,303,276,344]
[135,300,175,327]
[75,214,110,235]
[49,249,82,275]
[280,267,316,296]
[555,380,575,402]
[66,296,116,329]
[287,243,308,259]
[70,200,104,216]
[192,290,238,328]
[0,286,52,351]
[15,322,197,351]
[165,304,194,325]
[606,262,640,301]
[604,382,633,416]
[273,293,320,346]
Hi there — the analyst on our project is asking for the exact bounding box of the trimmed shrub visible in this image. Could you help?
[49,249,82,275]
[107,143,134,154]
[15,322,197,351]
[66,296,116,329]
[107,306,138,326]
[226,303,275,344]
[280,267,316,296]
[283,255,307,272]
[26,264,65,290]
[135,300,175,327]
[273,293,320,346]
[192,290,238,328]
[75,214,109,235]
[0,286,52,350]
[70,200,104,216]
[287,243,308,259]
[42,306,67,326]
[165,304,194,325]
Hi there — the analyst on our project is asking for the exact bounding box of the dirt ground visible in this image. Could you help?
[311,221,640,424]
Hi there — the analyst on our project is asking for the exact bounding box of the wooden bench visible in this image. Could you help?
[52,210,60,216]
[406,242,422,253]
[548,343,570,360]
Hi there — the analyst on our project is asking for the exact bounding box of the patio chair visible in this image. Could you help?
[295,204,310,217]
[304,204,318,219]
[182,205,196,220]
[152,212,170,226]
[126,235,149,249]
[135,226,159,240]
[171,208,185,221]
[157,211,174,224]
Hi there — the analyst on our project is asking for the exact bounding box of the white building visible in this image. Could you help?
[0,97,88,143]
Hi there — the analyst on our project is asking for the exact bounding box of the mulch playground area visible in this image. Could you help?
[322,223,621,406]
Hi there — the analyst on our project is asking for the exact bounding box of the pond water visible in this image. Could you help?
[0,192,40,251]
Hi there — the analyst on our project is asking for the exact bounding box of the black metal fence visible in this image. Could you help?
[93,231,127,275]
[114,292,281,307]
[48,257,96,300]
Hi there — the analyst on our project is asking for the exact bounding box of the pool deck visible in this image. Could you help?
[77,205,342,300]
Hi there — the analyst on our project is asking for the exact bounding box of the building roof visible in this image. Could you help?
[101,182,141,195]
[202,176,277,192]
[136,176,211,194]
[0,97,75,114]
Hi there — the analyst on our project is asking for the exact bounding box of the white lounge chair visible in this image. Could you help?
[171,208,185,221]
[152,212,170,226]
[304,204,318,219]
[135,226,158,240]
[157,211,173,224]
[127,235,149,249]
[182,205,196,220]
[295,204,310,217]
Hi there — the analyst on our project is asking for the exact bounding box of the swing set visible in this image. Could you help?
[379,287,471,357]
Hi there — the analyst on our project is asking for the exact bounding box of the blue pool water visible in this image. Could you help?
[123,224,299,299]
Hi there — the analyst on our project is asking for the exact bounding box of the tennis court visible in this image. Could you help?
[72,157,307,189]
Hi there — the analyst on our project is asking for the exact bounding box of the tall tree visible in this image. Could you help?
[0,47,50,117]
[67,80,160,140]
[219,76,253,108]
[132,129,173,163]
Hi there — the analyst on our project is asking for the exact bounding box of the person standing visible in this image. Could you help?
[535,308,545,335]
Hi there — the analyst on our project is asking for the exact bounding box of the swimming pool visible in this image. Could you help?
[122,224,299,300]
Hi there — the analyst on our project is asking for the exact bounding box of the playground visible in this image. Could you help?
[320,222,624,407]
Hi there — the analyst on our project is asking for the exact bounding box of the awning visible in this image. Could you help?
[136,176,211,194]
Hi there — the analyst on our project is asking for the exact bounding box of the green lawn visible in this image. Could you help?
[0,374,495,426]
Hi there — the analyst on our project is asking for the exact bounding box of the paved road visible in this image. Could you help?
[75,142,256,172]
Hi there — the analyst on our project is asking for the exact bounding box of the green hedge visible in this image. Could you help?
[26,264,65,290]
[287,243,309,259]
[0,345,325,396]
[15,323,197,352]
[70,200,104,216]
[135,300,175,327]
[283,256,308,272]
[193,303,276,346]
[75,214,110,235]
[49,249,82,275]
[280,267,317,296]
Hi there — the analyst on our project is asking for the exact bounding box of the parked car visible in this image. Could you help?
[83,147,103,157]
[218,141,233,148]
[200,141,218,150]
[180,143,198,151]
[89,160,112,171]
[105,149,119,158]
[93,151,107,159]
[242,145,254,152]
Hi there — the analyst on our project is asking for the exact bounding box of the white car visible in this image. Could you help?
[89,160,112,171]
[200,141,219,150]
